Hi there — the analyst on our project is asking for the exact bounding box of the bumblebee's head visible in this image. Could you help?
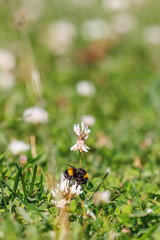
[63,167,75,180]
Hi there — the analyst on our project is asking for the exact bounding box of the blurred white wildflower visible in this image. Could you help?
[23,106,49,124]
[8,140,30,156]
[111,14,137,35]
[51,174,83,208]
[81,115,95,127]
[76,80,96,97]
[70,122,90,152]
[0,49,15,72]
[93,191,111,206]
[21,0,44,21]
[81,19,111,41]
[46,21,76,55]
[143,25,160,45]
[102,0,131,12]
[0,71,15,90]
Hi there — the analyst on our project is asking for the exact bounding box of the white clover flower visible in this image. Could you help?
[76,80,96,97]
[51,174,83,208]
[102,0,131,12]
[81,115,95,127]
[46,20,76,55]
[143,25,160,45]
[111,13,137,35]
[0,71,15,90]
[81,19,111,41]
[70,122,90,152]
[93,191,111,206]
[0,49,15,72]
[23,106,49,124]
[8,140,30,156]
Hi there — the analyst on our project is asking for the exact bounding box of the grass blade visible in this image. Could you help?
[40,172,43,192]
[88,171,109,202]
[30,164,37,193]
[23,152,45,170]
[11,167,21,201]
[20,172,28,204]
[0,177,25,205]
[131,181,142,211]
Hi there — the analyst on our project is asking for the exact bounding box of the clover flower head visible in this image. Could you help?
[51,174,83,208]
[70,122,90,152]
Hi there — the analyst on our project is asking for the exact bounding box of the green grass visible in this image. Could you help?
[0,0,160,239]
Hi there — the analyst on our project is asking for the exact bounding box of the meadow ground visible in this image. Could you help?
[0,0,160,239]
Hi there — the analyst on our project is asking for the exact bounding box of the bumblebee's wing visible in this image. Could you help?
[78,167,87,174]
[65,163,78,170]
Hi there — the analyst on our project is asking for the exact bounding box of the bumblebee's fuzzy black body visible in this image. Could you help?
[63,164,88,185]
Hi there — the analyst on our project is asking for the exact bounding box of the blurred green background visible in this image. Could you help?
[0,0,160,239]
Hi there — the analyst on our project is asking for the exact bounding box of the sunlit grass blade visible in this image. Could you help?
[30,164,37,193]
[20,172,28,204]
[40,172,43,192]
[0,177,25,205]
[11,167,21,201]
[23,152,45,170]
[88,171,109,203]
[0,184,5,204]
[0,153,5,174]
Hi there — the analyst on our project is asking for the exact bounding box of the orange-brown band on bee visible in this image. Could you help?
[68,167,74,176]
[84,173,88,179]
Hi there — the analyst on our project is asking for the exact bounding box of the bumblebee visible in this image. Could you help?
[63,164,88,185]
